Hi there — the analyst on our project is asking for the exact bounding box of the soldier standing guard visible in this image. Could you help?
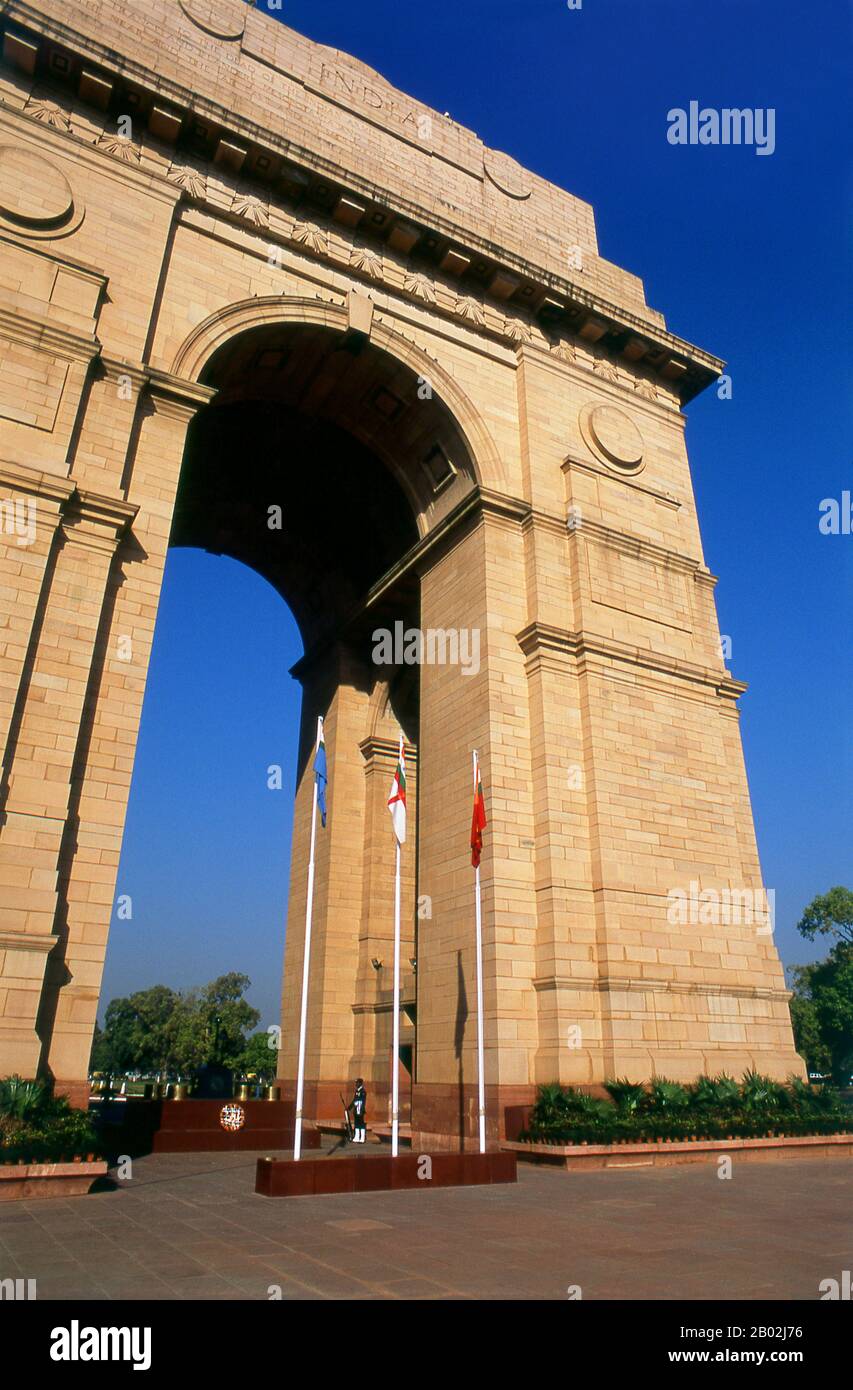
[348,1078,367,1144]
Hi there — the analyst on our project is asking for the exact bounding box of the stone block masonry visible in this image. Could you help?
[0,0,803,1144]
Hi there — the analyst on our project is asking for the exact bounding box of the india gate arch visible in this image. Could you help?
[170,294,496,1138]
[0,0,804,1149]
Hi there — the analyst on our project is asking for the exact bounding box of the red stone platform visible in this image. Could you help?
[93,1098,321,1156]
[255,1150,517,1197]
[505,1132,853,1170]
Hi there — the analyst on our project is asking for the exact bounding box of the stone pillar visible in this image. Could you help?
[350,734,417,1125]
[278,643,373,1122]
[0,480,136,1089]
[412,500,540,1149]
[0,370,212,1101]
[0,462,75,1077]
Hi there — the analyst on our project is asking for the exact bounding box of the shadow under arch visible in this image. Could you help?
[170,295,506,506]
[169,303,501,666]
[156,298,503,1133]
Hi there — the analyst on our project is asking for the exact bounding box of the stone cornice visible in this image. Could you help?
[0,87,182,205]
[569,516,702,576]
[364,484,529,609]
[1,4,724,403]
[366,485,709,603]
[359,736,418,765]
[98,360,217,417]
[144,368,217,419]
[516,620,747,699]
[0,456,75,505]
[0,929,58,954]
[563,454,682,509]
[519,338,684,417]
[0,230,108,293]
[534,974,789,1002]
[0,305,101,364]
[99,357,149,391]
[60,487,138,553]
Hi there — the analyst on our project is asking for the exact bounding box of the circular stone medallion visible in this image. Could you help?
[0,146,73,226]
[178,0,247,40]
[483,148,533,200]
[580,403,645,472]
[220,1102,246,1132]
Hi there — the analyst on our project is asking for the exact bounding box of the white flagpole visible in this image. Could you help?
[473,750,486,1154]
[391,835,402,1159]
[293,716,322,1162]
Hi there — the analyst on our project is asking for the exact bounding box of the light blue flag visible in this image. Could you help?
[313,722,328,827]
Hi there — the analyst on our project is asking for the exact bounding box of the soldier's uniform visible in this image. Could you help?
[349,1080,367,1143]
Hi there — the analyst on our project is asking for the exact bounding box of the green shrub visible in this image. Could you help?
[604,1078,646,1113]
[646,1077,691,1111]
[0,1076,103,1164]
[523,1072,853,1146]
[0,1075,50,1122]
[739,1070,786,1112]
[691,1074,741,1111]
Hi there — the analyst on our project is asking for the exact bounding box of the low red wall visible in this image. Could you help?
[256,1150,517,1197]
[506,1133,853,1170]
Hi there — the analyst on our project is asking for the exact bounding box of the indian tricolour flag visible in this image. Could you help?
[387,735,407,844]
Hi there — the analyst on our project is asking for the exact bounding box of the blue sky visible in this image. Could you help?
[101,0,851,1026]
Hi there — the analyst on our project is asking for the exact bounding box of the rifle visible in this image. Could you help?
[340,1091,354,1142]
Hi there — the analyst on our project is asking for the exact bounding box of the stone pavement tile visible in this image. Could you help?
[207,1257,278,1281]
[261,1275,338,1299]
[0,1230,62,1250]
[136,1257,209,1278]
[105,1291,187,1302]
[98,1278,178,1299]
[0,1209,40,1225]
[163,1272,249,1299]
[376,1275,462,1298]
[33,1278,112,1300]
[269,1266,378,1298]
[11,1256,84,1280]
[5,1155,850,1301]
[222,1272,305,1297]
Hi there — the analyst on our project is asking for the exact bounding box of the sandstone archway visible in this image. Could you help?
[0,0,805,1145]
[166,311,494,1128]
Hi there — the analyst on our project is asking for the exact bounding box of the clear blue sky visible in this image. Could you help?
[101,0,851,1028]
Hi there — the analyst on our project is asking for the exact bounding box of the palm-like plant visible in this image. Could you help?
[604,1078,646,1113]
[533,1082,570,1127]
[739,1070,784,1112]
[691,1074,740,1110]
[0,1075,48,1121]
[531,1083,614,1134]
[647,1077,691,1111]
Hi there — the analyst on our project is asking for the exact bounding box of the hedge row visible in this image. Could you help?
[521,1074,853,1146]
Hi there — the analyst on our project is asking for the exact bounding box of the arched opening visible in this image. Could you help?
[100,316,481,1126]
[97,549,304,1066]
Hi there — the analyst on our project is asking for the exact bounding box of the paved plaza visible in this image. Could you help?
[1,1145,850,1301]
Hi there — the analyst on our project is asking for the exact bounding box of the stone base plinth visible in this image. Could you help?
[255,1150,517,1197]
[93,1098,321,1155]
[0,1160,108,1200]
[506,1133,853,1171]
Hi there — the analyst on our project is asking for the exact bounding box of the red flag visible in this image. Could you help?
[470,753,487,868]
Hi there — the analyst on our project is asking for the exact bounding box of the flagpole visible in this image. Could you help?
[473,750,486,1154]
[386,731,406,1160]
[293,717,322,1162]
[391,835,401,1159]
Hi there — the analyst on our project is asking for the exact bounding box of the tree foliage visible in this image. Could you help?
[796,886,853,946]
[240,1029,278,1077]
[90,974,261,1076]
[789,943,853,1085]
